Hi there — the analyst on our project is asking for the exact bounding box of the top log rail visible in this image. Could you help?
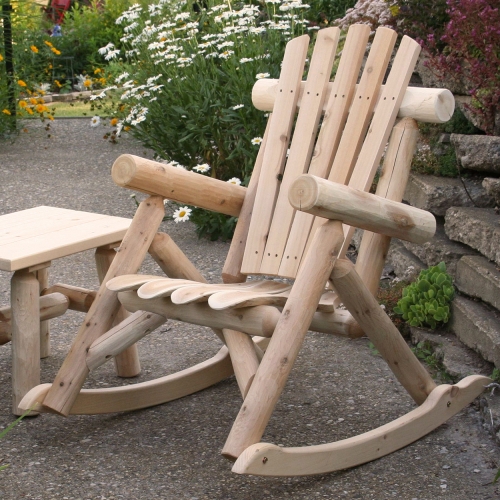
[252,80,455,124]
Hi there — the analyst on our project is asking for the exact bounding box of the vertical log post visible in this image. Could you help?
[36,267,50,359]
[11,270,40,415]
[95,246,141,377]
[42,196,165,416]
[222,220,344,459]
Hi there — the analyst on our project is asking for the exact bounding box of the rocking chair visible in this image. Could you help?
[20,25,490,477]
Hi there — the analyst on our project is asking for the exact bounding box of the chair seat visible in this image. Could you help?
[107,275,336,312]
[0,206,132,271]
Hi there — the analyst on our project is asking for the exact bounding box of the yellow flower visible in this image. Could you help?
[26,107,33,115]
[54,80,62,88]
[44,40,53,47]
[94,68,101,74]
[110,117,118,126]
[2,109,11,115]
[29,97,38,105]
[99,77,106,85]
[17,80,27,87]
[83,79,92,88]
[124,126,131,131]
[48,115,54,121]
[0,53,4,62]
[51,47,61,55]
[19,100,27,108]
[35,104,48,113]
[30,45,39,53]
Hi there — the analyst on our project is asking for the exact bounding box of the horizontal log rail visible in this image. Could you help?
[289,174,436,244]
[112,155,246,217]
[252,79,454,124]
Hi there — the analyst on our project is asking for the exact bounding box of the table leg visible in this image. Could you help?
[11,270,40,415]
[36,268,50,359]
[95,246,141,377]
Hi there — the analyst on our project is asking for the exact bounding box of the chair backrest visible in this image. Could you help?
[223,25,421,281]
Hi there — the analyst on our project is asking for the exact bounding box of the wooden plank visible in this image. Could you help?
[41,196,165,416]
[259,27,340,275]
[222,119,270,283]
[36,267,50,358]
[337,34,422,258]
[0,214,131,272]
[232,376,490,476]
[279,24,372,278]
[240,35,310,274]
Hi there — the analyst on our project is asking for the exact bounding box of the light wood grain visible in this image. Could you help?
[223,221,345,459]
[42,196,165,416]
[241,35,310,274]
[11,270,40,415]
[253,82,454,124]
[232,375,490,476]
[289,174,435,243]
[0,206,131,272]
[95,246,141,378]
[42,283,96,312]
[112,155,245,217]
[331,259,436,405]
[0,293,69,345]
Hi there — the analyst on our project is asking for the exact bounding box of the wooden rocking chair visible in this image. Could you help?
[20,25,490,477]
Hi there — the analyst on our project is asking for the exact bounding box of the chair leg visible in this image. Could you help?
[331,259,436,404]
[40,196,165,416]
[95,246,141,377]
[222,220,345,459]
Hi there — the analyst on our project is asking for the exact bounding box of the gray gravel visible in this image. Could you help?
[0,119,499,499]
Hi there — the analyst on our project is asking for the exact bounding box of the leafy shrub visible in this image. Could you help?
[424,0,500,135]
[95,0,314,238]
[393,262,454,329]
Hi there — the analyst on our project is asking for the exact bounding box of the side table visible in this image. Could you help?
[0,206,133,414]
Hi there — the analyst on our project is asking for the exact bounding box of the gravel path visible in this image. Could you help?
[0,119,499,499]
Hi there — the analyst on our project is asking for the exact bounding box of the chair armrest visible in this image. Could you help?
[112,154,246,217]
[289,174,436,244]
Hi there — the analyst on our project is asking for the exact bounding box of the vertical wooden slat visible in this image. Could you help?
[280,26,394,278]
[259,27,340,276]
[222,119,271,283]
[337,35,422,258]
[240,34,310,275]
[36,267,50,359]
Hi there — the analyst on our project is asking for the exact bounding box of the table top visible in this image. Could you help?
[0,206,132,271]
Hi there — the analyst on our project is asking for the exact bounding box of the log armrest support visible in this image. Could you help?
[112,154,247,217]
[289,174,436,244]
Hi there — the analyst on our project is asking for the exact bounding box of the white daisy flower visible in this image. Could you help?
[173,206,192,223]
[232,104,244,110]
[256,72,270,79]
[193,163,211,173]
[251,137,263,145]
[90,116,101,127]
[227,177,242,185]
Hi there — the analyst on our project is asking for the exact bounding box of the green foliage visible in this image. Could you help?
[307,0,357,25]
[411,142,459,177]
[411,340,456,383]
[190,209,237,242]
[99,0,315,239]
[394,262,454,329]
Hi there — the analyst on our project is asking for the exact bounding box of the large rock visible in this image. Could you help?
[456,255,500,311]
[445,207,500,266]
[402,223,477,276]
[483,178,500,206]
[451,134,500,174]
[404,173,494,216]
[450,295,500,368]
[386,239,425,279]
